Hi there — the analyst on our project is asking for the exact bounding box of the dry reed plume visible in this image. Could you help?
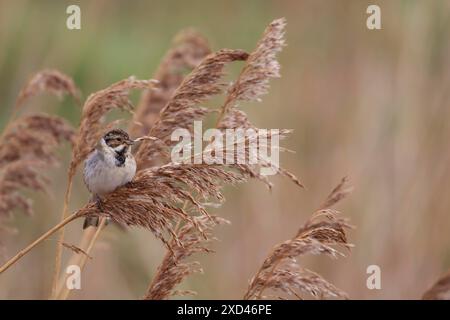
[215,18,302,189]
[144,216,229,300]
[0,115,75,223]
[140,18,303,298]
[76,138,278,247]
[129,29,211,139]
[217,18,286,128]
[244,177,353,300]
[77,129,286,249]
[15,69,80,109]
[0,69,79,255]
[0,68,79,267]
[134,49,249,168]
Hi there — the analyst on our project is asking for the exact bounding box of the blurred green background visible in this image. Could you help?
[1,0,450,299]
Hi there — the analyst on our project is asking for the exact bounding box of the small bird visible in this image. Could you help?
[83,129,136,229]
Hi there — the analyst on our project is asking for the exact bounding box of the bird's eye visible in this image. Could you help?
[105,138,120,147]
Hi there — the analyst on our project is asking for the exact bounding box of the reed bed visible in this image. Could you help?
[0,18,354,300]
[0,70,79,256]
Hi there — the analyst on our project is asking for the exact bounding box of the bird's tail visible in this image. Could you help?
[83,216,99,229]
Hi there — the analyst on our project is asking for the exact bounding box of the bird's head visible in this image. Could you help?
[100,129,134,154]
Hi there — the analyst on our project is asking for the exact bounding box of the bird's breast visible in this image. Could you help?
[84,151,136,195]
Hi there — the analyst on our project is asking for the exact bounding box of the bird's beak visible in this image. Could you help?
[126,139,135,146]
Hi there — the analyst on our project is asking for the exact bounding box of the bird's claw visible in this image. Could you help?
[83,195,110,229]
[95,195,105,212]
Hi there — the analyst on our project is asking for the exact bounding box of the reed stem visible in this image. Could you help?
[50,171,74,298]
[0,213,79,274]
[55,217,106,300]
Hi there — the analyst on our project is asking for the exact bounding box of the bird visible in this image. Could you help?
[83,129,136,229]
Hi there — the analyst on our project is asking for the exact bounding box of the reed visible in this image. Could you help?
[144,216,229,300]
[244,177,353,300]
[129,29,210,140]
[140,18,303,298]
[134,49,249,169]
[0,18,349,301]
[51,76,158,297]
[15,69,80,109]
[0,69,78,260]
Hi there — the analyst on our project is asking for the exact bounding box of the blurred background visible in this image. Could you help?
[1,0,450,299]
